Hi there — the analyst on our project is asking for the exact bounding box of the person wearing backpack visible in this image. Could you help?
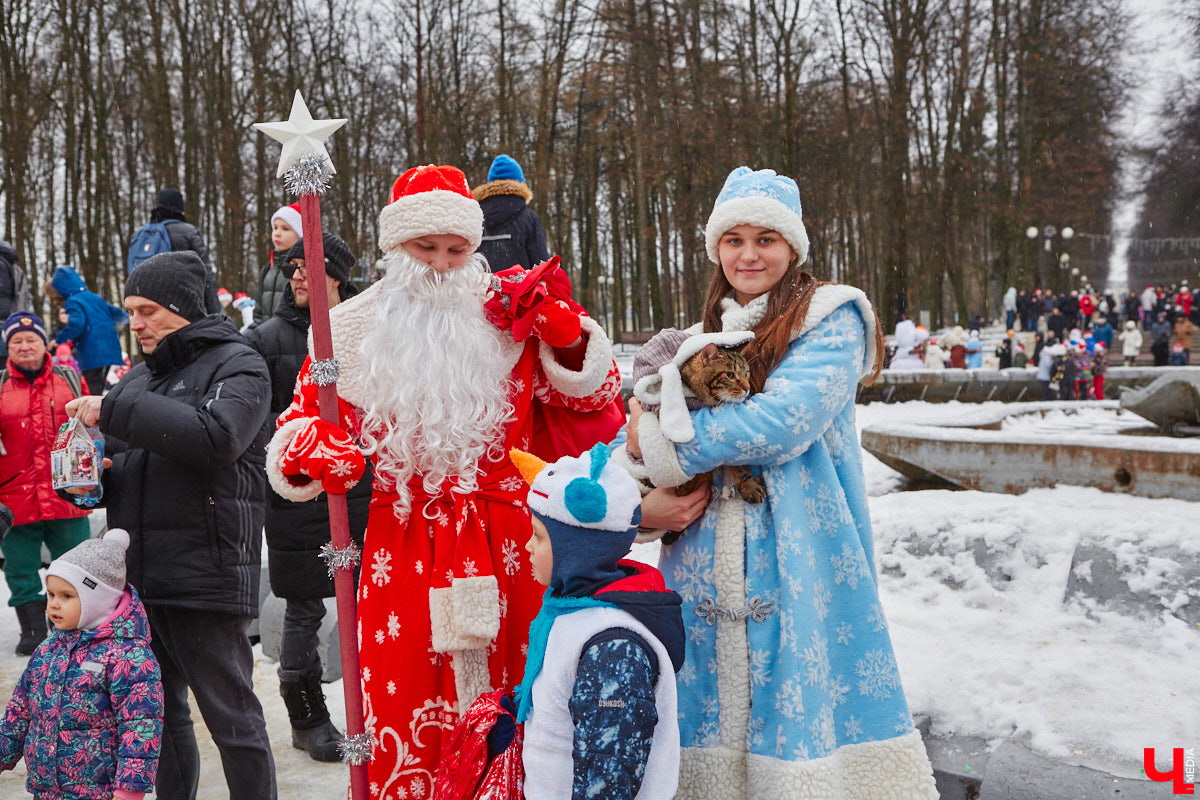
[0,311,91,656]
[473,155,551,272]
[0,241,33,322]
[46,265,128,395]
[128,188,221,315]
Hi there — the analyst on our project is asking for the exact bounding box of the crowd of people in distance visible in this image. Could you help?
[886,282,1199,401]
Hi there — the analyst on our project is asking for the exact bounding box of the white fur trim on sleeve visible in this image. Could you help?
[265,416,325,503]
[637,410,690,488]
[537,315,614,398]
[705,196,810,266]
[428,575,500,653]
[377,190,484,254]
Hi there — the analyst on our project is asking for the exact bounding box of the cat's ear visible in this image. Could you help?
[699,343,719,364]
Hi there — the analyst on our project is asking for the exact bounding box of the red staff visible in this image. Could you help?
[254,92,369,800]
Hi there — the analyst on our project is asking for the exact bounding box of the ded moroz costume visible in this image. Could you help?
[265,165,623,797]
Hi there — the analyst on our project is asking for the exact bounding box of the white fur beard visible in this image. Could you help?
[358,250,515,520]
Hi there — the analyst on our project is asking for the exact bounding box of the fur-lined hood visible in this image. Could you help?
[473,179,532,203]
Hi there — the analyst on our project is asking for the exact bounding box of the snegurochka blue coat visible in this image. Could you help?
[617,286,937,799]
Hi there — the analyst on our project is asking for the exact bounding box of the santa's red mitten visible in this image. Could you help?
[280,418,366,495]
[531,297,583,348]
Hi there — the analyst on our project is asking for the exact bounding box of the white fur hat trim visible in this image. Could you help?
[634,330,755,444]
[378,190,484,255]
[704,196,810,266]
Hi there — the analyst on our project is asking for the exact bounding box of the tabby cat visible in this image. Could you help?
[673,342,766,504]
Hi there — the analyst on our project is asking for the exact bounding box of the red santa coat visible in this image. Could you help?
[265,284,622,799]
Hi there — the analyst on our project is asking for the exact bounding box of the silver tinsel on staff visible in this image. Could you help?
[337,732,376,765]
[284,152,334,197]
[319,541,362,579]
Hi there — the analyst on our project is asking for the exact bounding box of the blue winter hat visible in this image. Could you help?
[487,154,526,184]
[3,311,47,345]
[704,166,810,266]
[512,444,642,595]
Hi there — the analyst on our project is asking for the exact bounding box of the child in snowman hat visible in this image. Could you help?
[511,443,684,800]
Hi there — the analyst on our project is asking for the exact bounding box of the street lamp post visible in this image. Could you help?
[1026,224,1074,292]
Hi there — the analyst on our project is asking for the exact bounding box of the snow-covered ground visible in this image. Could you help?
[860,401,1200,779]
[1,399,1196,795]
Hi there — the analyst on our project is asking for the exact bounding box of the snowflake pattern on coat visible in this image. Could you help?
[0,587,163,799]
[652,302,924,793]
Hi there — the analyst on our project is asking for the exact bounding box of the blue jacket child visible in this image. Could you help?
[50,265,128,375]
[0,529,163,800]
[512,444,685,800]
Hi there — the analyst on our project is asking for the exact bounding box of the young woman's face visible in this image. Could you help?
[46,575,81,630]
[272,218,299,252]
[401,234,473,273]
[718,224,797,305]
[524,515,554,587]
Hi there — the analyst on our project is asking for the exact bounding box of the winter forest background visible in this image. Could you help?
[1,0,1199,335]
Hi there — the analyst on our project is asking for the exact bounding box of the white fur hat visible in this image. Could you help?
[378,165,483,255]
[633,329,755,444]
[704,167,810,266]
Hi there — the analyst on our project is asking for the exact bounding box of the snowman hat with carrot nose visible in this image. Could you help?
[510,444,642,595]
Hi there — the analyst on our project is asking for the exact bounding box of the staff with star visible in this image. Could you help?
[254,91,370,800]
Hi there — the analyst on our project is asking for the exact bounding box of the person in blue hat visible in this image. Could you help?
[511,443,684,800]
[619,167,937,799]
[473,154,551,272]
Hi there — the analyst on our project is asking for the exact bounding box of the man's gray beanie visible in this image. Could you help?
[126,251,207,322]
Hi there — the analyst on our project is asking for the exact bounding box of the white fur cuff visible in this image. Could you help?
[265,416,325,503]
[610,444,669,543]
[429,576,500,653]
[638,411,690,489]
[537,316,615,398]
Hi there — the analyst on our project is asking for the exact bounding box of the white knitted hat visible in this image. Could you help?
[46,528,130,631]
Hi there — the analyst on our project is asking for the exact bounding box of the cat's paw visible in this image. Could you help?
[737,476,768,504]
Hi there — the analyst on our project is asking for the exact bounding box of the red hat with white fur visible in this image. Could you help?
[378,165,483,255]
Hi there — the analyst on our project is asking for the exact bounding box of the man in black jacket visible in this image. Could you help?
[244,233,370,762]
[65,252,276,800]
[472,154,551,272]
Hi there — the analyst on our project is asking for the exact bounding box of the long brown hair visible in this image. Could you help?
[701,261,885,392]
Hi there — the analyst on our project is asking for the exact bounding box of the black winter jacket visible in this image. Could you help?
[243,285,371,599]
[473,180,550,272]
[95,315,270,616]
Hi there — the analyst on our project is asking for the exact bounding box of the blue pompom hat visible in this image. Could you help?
[704,166,810,267]
[487,154,526,184]
[3,311,47,345]
[511,443,642,595]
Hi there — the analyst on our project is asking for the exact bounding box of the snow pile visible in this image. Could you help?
[859,401,1200,777]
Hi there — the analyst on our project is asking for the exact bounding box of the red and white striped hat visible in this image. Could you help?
[378,164,483,255]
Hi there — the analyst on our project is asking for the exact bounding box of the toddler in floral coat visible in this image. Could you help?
[0,528,163,799]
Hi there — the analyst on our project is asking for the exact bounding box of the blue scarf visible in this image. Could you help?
[514,590,614,723]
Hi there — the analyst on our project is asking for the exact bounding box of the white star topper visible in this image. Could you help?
[254,90,347,177]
